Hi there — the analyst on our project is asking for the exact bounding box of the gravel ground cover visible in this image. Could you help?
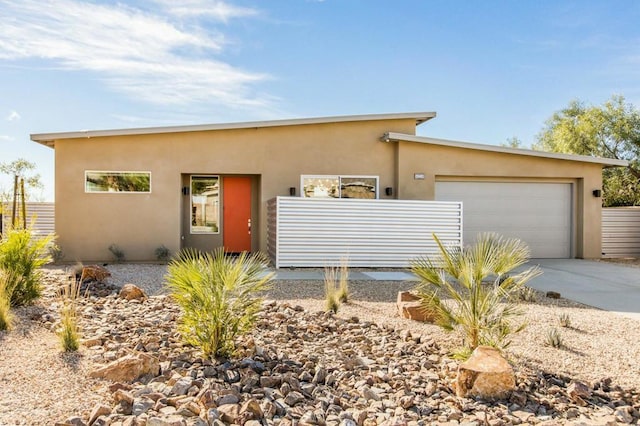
[0,263,638,425]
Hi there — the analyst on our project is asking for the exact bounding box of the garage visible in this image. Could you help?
[435,181,572,258]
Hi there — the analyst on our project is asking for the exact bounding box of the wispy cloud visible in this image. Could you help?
[5,110,20,121]
[0,135,14,141]
[150,0,259,21]
[0,0,272,108]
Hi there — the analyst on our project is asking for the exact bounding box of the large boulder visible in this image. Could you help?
[89,352,159,383]
[396,291,437,322]
[456,346,515,399]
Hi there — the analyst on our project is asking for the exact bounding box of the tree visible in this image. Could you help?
[501,136,524,148]
[0,158,44,203]
[534,95,640,206]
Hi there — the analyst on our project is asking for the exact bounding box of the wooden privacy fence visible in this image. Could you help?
[267,197,463,268]
[602,207,640,258]
[1,202,55,238]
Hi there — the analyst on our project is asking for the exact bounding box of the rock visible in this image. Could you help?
[170,377,193,396]
[546,291,561,299]
[78,265,111,283]
[146,416,186,426]
[65,416,87,426]
[89,353,160,382]
[88,403,112,425]
[119,283,147,301]
[284,390,306,406]
[614,406,634,424]
[240,398,263,419]
[567,380,591,406]
[396,291,437,322]
[217,404,241,423]
[456,346,515,399]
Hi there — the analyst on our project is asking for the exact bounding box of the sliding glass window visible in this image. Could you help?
[85,171,151,193]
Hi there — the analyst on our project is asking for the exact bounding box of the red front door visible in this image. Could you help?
[223,176,252,252]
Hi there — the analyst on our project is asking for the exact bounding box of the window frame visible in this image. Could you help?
[300,174,379,199]
[190,175,220,235]
[84,170,152,194]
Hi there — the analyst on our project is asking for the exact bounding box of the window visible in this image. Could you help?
[301,175,378,199]
[85,171,151,193]
[191,176,219,234]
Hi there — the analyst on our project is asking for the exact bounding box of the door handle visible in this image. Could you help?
[248,219,251,235]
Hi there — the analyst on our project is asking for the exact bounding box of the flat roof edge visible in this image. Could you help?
[30,112,437,145]
[383,132,630,167]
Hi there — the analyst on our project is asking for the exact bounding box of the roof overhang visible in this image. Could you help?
[31,112,437,148]
[381,132,629,167]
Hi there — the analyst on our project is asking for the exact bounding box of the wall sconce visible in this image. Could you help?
[289,187,296,196]
[592,189,602,198]
[385,187,393,196]
[181,186,189,195]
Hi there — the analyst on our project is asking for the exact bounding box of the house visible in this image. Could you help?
[30,112,626,264]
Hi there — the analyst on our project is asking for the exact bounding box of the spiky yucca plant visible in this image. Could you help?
[57,277,85,352]
[0,227,53,306]
[165,248,273,359]
[411,233,541,358]
[324,267,340,313]
[0,270,15,331]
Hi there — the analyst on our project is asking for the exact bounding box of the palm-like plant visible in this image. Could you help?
[411,233,541,358]
[165,248,274,359]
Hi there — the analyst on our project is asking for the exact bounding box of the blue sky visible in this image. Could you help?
[1,0,639,201]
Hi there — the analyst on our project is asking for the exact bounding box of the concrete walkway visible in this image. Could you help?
[272,259,640,320]
[526,259,640,320]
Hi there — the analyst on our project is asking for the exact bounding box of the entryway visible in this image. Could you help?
[181,175,255,253]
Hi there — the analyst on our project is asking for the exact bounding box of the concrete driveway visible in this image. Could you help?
[527,259,640,320]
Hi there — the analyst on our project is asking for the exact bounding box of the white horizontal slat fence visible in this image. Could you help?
[602,207,640,258]
[1,202,55,238]
[267,197,463,268]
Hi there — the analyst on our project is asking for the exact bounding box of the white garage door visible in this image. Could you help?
[435,181,572,258]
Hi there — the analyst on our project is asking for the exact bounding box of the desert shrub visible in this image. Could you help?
[336,259,350,303]
[0,271,15,331]
[0,227,53,306]
[108,244,125,263]
[558,313,571,328]
[57,278,84,351]
[165,248,273,358]
[324,267,340,313]
[411,233,542,358]
[48,243,64,264]
[545,328,563,348]
[154,244,170,261]
[517,286,539,303]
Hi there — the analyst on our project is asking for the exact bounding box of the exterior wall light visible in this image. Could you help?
[385,187,393,196]
[289,187,296,196]
[592,189,602,198]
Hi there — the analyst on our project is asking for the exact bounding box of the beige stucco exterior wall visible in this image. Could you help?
[54,118,415,262]
[396,141,604,258]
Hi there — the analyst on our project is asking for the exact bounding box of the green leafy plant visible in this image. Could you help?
[324,267,340,313]
[545,328,563,348]
[0,227,53,306]
[165,248,273,358]
[558,313,571,328]
[57,278,84,351]
[108,244,125,263]
[154,244,171,262]
[410,233,542,358]
[0,271,15,331]
[48,243,64,264]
